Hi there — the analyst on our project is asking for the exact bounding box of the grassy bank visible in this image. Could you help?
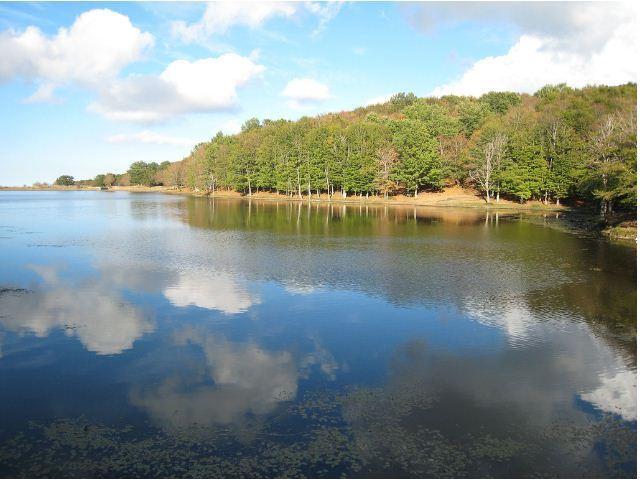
[601,217,637,242]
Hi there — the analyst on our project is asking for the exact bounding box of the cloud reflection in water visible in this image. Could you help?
[130,327,339,431]
[0,265,152,355]
[164,271,259,314]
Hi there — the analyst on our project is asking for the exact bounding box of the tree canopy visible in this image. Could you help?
[54,175,75,186]
[84,83,636,212]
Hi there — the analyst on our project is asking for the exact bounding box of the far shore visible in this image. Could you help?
[3,184,566,211]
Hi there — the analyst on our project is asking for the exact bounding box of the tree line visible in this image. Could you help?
[64,83,636,213]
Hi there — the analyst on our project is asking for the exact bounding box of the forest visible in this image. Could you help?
[70,83,636,214]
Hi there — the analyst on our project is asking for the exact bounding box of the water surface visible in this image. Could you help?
[0,191,636,477]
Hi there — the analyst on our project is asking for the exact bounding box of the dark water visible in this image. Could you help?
[0,191,636,478]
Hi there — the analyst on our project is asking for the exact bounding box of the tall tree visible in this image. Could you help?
[470,130,507,203]
[392,119,443,197]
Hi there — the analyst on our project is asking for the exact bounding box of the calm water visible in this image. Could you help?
[0,191,636,477]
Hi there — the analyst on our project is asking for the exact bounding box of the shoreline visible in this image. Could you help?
[1,184,565,211]
[2,185,635,241]
[111,185,568,212]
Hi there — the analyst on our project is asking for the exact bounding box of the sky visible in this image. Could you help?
[0,1,638,186]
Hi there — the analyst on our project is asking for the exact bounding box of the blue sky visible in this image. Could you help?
[0,1,636,185]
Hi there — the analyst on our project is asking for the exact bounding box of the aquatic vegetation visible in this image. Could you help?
[0,382,635,478]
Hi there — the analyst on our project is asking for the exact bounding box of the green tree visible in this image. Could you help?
[480,91,521,114]
[128,161,160,186]
[94,174,106,187]
[458,100,491,137]
[392,119,443,197]
[584,111,637,214]
[389,92,418,110]
[537,115,577,204]
[54,175,75,186]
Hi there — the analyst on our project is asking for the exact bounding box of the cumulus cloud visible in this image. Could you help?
[89,54,265,123]
[431,31,637,97]
[281,77,331,109]
[107,130,195,147]
[164,271,259,315]
[415,2,638,96]
[0,265,153,355]
[171,1,342,44]
[404,2,633,52]
[172,1,297,43]
[0,9,154,100]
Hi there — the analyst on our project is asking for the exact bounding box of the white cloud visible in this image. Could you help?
[171,1,342,45]
[426,3,638,96]
[219,119,243,135]
[22,82,57,103]
[404,2,633,53]
[431,29,637,97]
[365,93,392,106]
[305,1,344,36]
[281,77,331,109]
[172,1,298,43]
[89,53,265,123]
[164,271,259,315]
[107,130,195,147]
[0,9,154,99]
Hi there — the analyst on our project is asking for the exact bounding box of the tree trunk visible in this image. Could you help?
[496,191,499,203]
[325,167,330,199]
[414,187,418,198]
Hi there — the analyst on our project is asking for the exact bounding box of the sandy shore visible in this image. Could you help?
[106,185,566,212]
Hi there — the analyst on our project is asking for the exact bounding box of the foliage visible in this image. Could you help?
[127,161,162,186]
[92,84,636,211]
[54,175,75,186]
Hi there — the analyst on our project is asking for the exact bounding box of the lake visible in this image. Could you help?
[0,190,636,477]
